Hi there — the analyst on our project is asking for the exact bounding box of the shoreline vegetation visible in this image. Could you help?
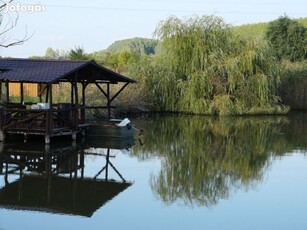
[27,15,306,117]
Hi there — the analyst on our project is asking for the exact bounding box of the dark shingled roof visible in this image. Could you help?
[0,58,136,84]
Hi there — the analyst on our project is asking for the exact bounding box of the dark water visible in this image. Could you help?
[0,113,307,229]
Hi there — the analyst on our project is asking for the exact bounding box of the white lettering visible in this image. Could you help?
[9,4,16,12]
[2,1,47,13]
[21,5,28,12]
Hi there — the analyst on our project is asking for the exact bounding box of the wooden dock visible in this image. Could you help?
[0,103,89,143]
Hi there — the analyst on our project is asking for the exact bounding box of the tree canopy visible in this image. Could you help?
[68,46,88,60]
[265,16,307,61]
[106,37,158,55]
[127,15,289,115]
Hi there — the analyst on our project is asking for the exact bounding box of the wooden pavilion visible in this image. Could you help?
[0,58,136,144]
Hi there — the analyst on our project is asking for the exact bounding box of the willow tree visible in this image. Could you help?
[151,15,289,115]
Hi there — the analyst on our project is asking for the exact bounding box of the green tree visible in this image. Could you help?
[265,16,307,61]
[107,37,158,55]
[45,47,67,59]
[130,15,288,115]
[68,46,88,60]
[87,50,110,66]
[107,51,140,73]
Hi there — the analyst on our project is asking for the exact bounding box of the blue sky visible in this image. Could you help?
[0,0,306,58]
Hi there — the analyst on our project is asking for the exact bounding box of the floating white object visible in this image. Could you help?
[37,103,50,109]
[31,104,40,109]
[117,118,131,127]
[31,103,50,109]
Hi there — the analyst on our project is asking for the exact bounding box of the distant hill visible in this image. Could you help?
[106,37,158,55]
[232,22,268,39]
[233,17,307,39]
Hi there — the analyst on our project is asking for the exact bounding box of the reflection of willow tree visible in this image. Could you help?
[280,112,307,150]
[132,115,290,206]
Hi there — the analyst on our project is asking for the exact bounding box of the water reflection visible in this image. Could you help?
[0,139,133,217]
[133,115,300,207]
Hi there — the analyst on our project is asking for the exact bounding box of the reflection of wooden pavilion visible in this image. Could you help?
[0,141,132,217]
[0,176,131,217]
[0,58,136,143]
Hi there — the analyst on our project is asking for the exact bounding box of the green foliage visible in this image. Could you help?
[107,51,140,73]
[232,22,267,40]
[87,50,110,66]
[265,16,307,61]
[297,17,307,27]
[279,60,307,109]
[127,15,288,115]
[8,96,40,103]
[35,16,307,116]
[45,47,67,59]
[154,15,232,78]
[127,55,178,111]
[68,46,89,60]
[106,37,158,55]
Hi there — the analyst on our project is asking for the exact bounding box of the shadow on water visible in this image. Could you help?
[132,113,307,207]
[0,137,134,217]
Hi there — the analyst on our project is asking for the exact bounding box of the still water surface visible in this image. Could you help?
[0,113,307,229]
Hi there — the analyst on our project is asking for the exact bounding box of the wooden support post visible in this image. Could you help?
[45,135,50,144]
[0,131,5,142]
[49,84,53,134]
[95,82,108,98]
[71,81,74,105]
[5,81,9,103]
[39,84,47,101]
[81,82,86,123]
[107,83,111,119]
[72,73,79,140]
[80,151,85,179]
[20,82,24,104]
[0,83,2,102]
[39,83,42,102]
[45,84,53,144]
[44,147,52,203]
[45,84,49,103]
[109,82,129,104]
[105,148,110,181]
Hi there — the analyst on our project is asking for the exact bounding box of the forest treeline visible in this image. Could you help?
[32,16,307,116]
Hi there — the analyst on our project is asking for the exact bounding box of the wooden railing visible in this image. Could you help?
[0,105,80,135]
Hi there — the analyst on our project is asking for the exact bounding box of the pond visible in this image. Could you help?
[0,112,307,230]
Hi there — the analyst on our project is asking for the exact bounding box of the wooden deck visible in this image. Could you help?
[0,103,90,144]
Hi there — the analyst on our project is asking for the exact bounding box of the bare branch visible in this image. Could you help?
[0,0,33,49]
[0,13,19,36]
[0,0,13,11]
[0,26,33,48]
